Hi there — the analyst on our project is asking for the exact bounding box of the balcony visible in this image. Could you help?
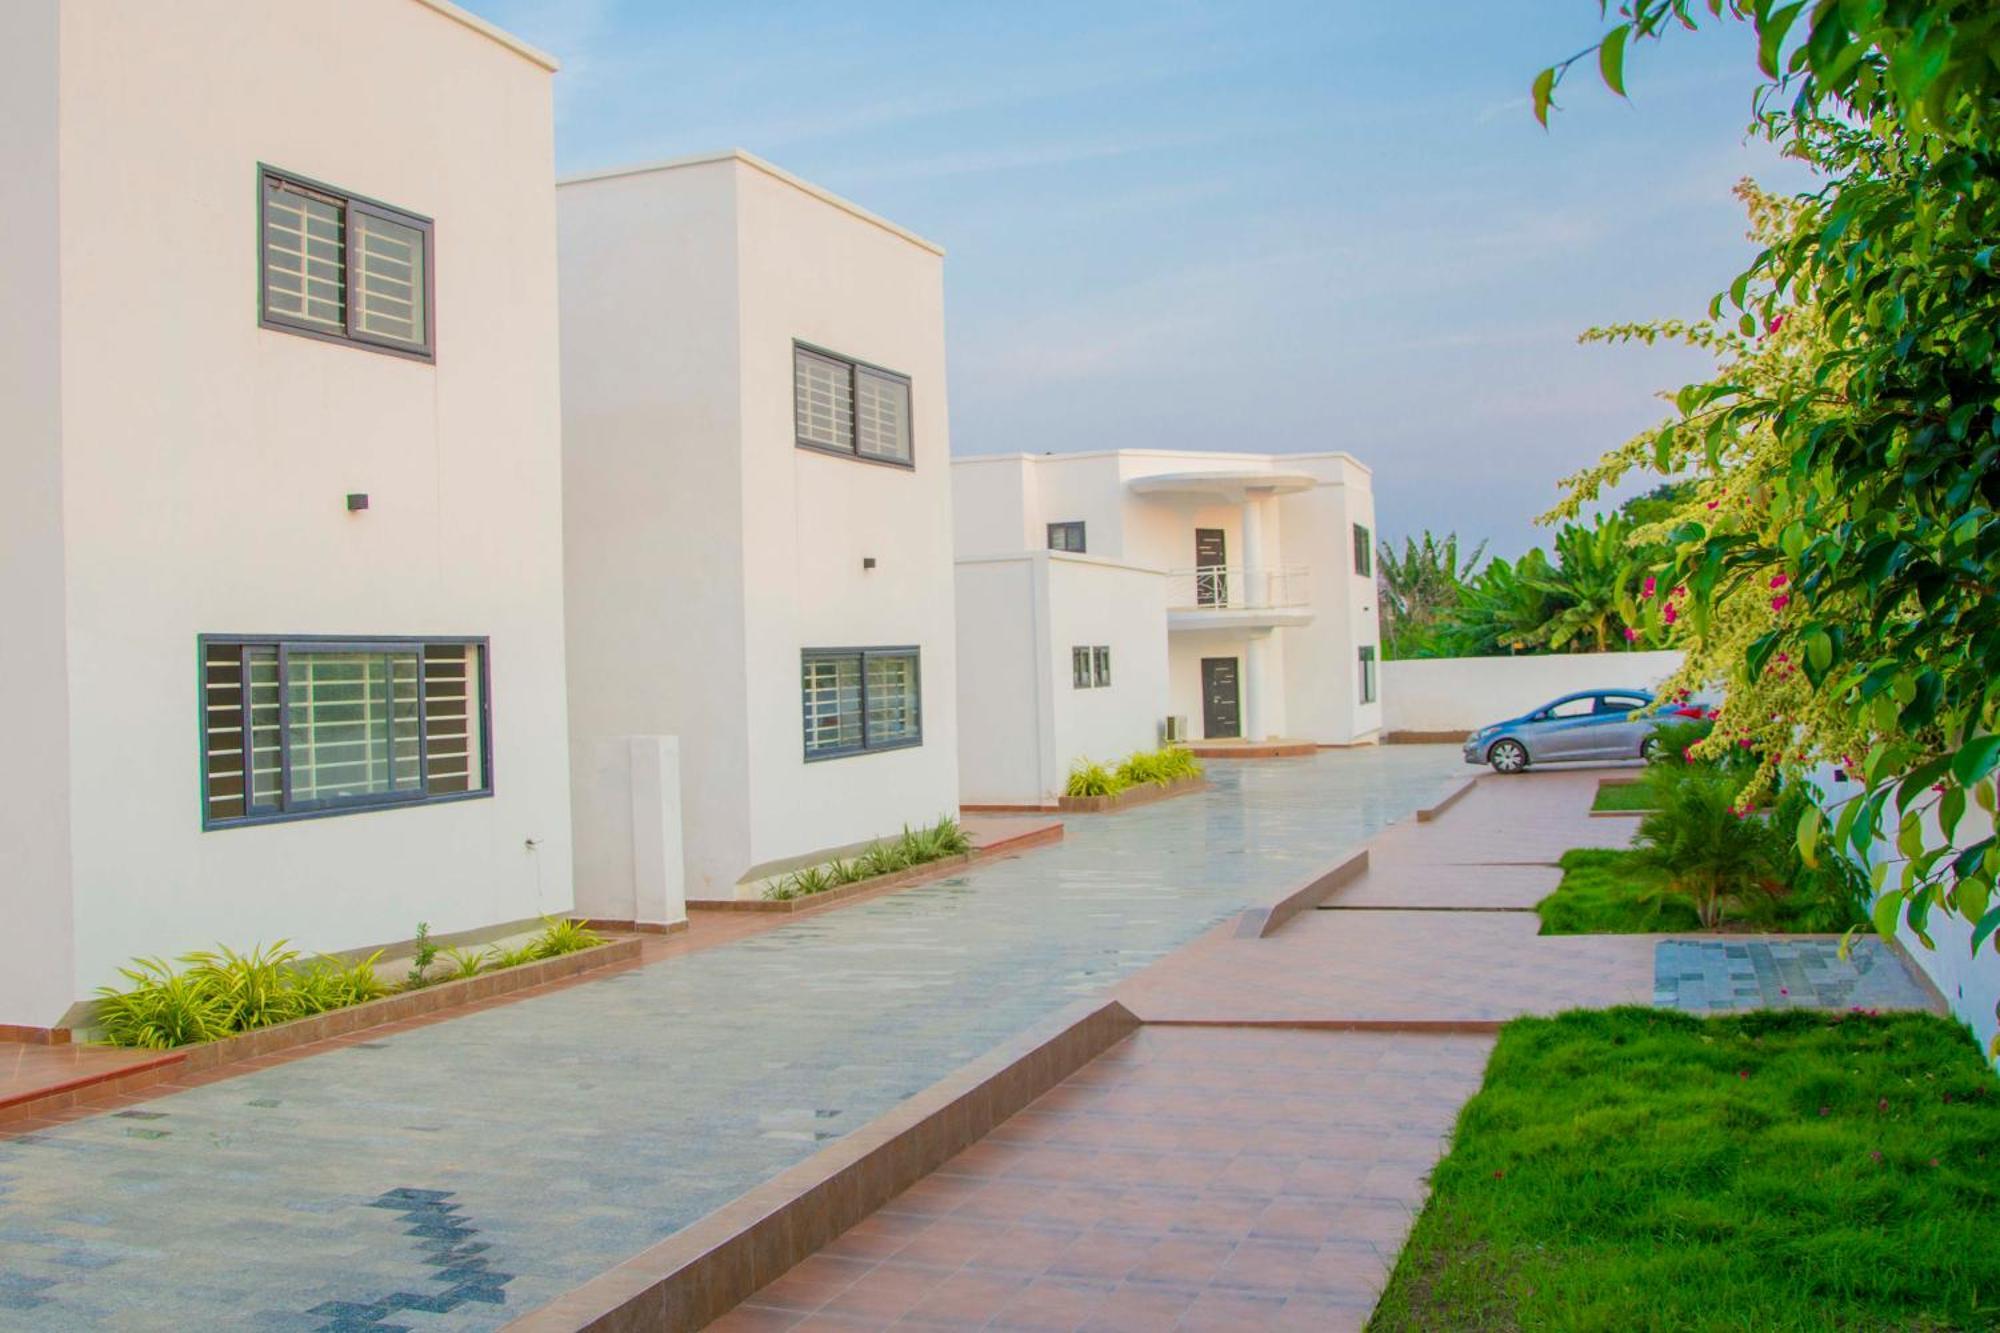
[1165,565,1314,630]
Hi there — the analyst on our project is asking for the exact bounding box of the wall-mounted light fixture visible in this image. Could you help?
[862,557,877,570]
[346,493,370,512]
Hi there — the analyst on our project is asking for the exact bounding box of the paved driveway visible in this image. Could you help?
[0,747,1463,1331]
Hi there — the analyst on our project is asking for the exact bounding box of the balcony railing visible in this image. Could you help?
[1166,565,1311,612]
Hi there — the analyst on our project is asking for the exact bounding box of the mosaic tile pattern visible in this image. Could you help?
[0,747,1464,1331]
[1653,938,1934,1013]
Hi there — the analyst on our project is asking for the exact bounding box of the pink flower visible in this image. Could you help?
[1768,315,1786,333]
[1771,594,1790,611]
[1623,626,1639,642]
[1674,586,1687,599]
[1663,604,1678,625]
[1706,500,1720,510]
[1878,1098,1889,1113]
[1870,1150,1883,1163]
[1818,1106,1830,1116]
[1770,573,1788,588]
[1779,987,1788,996]
[1682,747,1693,762]
[1738,1070,1751,1080]
[1642,576,1657,599]
[1739,738,1752,748]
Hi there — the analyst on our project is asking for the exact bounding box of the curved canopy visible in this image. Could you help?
[1127,470,1317,502]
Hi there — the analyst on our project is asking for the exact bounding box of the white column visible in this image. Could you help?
[627,735,687,928]
[1245,634,1268,741]
[1241,489,1268,608]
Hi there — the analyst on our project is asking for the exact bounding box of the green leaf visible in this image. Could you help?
[1757,2,1806,79]
[1796,805,1820,870]
[1871,887,1904,940]
[1940,785,1966,843]
[1951,735,2000,789]
[1598,25,1629,97]
[1531,67,1556,128]
[1972,906,2000,956]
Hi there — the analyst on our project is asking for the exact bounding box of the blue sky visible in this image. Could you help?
[469,0,1806,558]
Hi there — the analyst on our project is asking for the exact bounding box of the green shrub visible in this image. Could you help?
[180,942,308,1032]
[766,863,838,901]
[405,921,439,989]
[1760,784,1872,933]
[1115,750,1170,787]
[829,857,869,885]
[531,917,605,959]
[483,941,541,971]
[856,839,912,878]
[1647,717,1715,766]
[1065,759,1128,798]
[898,815,972,864]
[291,951,389,1012]
[440,947,486,980]
[1632,766,1781,927]
[94,958,232,1050]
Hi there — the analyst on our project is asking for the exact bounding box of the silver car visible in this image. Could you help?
[1462,689,1687,773]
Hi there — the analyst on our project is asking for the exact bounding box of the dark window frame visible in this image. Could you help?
[1072,646,1093,689]
[800,645,923,761]
[1358,644,1378,704]
[1047,521,1087,553]
[198,633,492,831]
[792,341,915,471]
[1353,523,1373,578]
[257,165,436,363]
[1093,646,1112,688]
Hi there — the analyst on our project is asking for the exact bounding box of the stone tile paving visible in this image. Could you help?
[1653,938,1937,1013]
[0,746,1465,1332]
[712,1027,1494,1333]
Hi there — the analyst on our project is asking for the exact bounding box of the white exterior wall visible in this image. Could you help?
[0,0,75,1026]
[562,153,958,899]
[1381,651,1688,735]
[1279,457,1382,743]
[559,161,751,907]
[953,554,1167,806]
[2,0,573,1027]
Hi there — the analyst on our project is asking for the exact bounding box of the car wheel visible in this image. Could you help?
[1641,735,1665,762]
[1488,738,1529,773]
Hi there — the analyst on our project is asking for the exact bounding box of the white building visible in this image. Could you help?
[559,151,961,905]
[0,0,574,1030]
[953,450,1382,807]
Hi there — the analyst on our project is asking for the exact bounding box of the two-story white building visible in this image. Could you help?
[953,450,1382,807]
[0,0,574,1031]
[559,151,961,905]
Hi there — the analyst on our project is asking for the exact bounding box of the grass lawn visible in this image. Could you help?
[1591,779,1657,812]
[1536,848,1701,934]
[1370,1008,2000,1331]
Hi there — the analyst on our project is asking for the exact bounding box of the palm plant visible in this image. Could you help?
[1526,517,1647,653]
[1631,767,1781,928]
[1377,531,1487,658]
[1435,548,1562,656]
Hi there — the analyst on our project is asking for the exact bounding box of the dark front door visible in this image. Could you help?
[1201,657,1241,738]
[1195,528,1227,605]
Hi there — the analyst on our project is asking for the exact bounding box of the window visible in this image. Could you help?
[1072,647,1092,689]
[1353,523,1373,578]
[802,648,921,759]
[1597,694,1650,715]
[1073,646,1112,689]
[260,169,433,359]
[794,344,912,466]
[1546,696,1595,719]
[201,637,488,828]
[1048,522,1086,553]
[1358,645,1377,704]
[1093,646,1112,688]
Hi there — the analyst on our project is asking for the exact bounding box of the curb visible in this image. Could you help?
[1236,848,1371,939]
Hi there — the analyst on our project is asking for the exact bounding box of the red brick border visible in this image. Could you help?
[1056,776,1206,814]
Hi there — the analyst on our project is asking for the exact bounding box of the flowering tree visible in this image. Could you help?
[1534,0,1999,1036]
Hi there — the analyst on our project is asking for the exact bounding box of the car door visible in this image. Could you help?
[1591,692,1654,759]
[1524,694,1601,761]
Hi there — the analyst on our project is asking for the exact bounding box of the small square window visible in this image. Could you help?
[1048,522,1086,553]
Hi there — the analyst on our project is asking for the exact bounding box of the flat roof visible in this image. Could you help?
[410,0,558,71]
[557,149,945,257]
[951,447,1372,476]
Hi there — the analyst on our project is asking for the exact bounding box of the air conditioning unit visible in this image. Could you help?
[1161,715,1188,744]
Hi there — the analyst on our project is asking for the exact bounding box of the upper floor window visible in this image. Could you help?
[1072,646,1111,688]
[1352,523,1373,577]
[794,344,912,467]
[260,169,433,360]
[1048,521,1086,553]
[201,636,488,829]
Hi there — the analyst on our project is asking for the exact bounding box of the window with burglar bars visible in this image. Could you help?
[1353,523,1373,578]
[794,344,912,466]
[1048,522,1086,553]
[202,637,488,827]
[261,169,432,359]
[802,648,921,758]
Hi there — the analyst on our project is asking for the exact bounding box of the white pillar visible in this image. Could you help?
[1245,634,1268,741]
[1241,489,1268,608]
[626,735,687,929]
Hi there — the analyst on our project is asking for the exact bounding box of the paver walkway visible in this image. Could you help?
[709,767,1941,1331]
[0,746,1464,1332]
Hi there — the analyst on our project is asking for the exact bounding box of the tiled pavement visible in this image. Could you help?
[711,1029,1492,1333]
[1654,938,1935,1012]
[0,745,1465,1332]
[708,766,1942,1331]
